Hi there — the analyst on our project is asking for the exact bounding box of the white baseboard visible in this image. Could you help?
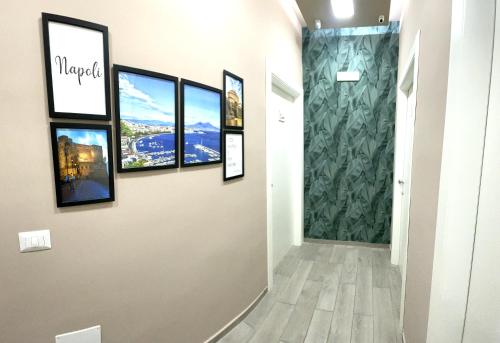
[204,287,267,343]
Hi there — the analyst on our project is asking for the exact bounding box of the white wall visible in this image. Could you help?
[397,0,452,339]
[462,3,500,340]
[426,0,496,342]
[268,0,304,266]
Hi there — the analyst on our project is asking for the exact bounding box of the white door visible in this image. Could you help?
[399,91,416,267]
[269,88,295,270]
[462,5,500,341]
[398,90,416,327]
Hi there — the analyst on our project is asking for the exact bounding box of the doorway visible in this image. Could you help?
[391,31,420,331]
[265,62,303,291]
[270,87,295,272]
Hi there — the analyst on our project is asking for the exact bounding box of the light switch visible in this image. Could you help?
[18,229,51,253]
[55,326,101,343]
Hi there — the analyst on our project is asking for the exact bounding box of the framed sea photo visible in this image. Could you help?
[50,123,114,207]
[42,13,111,120]
[180,79,222,167]
[223,70,244,130]
[114,65,179,172]
[223,131,244,181]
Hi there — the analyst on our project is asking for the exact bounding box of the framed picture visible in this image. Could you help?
[42,13,111,120]
[114,65,179,172]
[223,70,244,130]
[223,131,244,181]
[180,79,222,167]
[50,122,114,207]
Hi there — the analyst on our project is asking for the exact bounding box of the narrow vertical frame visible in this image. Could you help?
[223,70,244,130]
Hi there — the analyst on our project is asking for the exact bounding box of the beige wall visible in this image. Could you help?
[0,1,302,342]
[398,0,452,342]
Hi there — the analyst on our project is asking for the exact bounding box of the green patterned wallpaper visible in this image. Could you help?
[303,23,400,244]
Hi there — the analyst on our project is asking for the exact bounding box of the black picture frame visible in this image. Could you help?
[223,70,244,130]
[50,122,115,207]
[113,65,179,173]
[42,13,111,121]
[180,79,223,167]
[223,130,245,181]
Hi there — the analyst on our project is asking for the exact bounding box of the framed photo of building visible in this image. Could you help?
[180,79,222,167]
[223,70,244,130]
[42,13,111,120]
[50,122,114,207]
[114,65,179,172]
[223,131,244,181]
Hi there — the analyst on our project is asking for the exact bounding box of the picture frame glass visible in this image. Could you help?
[224,132,244,180]
[224,73,243,129]
[52,125,113,206]
[116,70,178,171]
[182,83,222,166]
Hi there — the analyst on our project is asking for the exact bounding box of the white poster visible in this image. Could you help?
[43,14,109,119]
[224,132,244,180]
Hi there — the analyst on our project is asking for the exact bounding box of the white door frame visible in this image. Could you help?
[265,58,303,290]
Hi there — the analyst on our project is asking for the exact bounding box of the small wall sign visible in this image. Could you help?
[336,71,360,82]
[223,131,244,181]
[42,13,111,120]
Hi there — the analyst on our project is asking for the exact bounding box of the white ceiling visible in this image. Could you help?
[295,0,402,30]
[389,0,402,21]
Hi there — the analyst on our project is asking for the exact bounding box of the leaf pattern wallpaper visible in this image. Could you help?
[303,23,400,244]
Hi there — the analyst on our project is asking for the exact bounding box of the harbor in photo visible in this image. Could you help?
[120,119,176,168]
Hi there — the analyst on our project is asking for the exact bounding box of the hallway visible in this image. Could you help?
[219,242,402,343]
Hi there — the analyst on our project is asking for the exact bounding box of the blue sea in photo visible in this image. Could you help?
[183,84,221,164]
[184,131,220,164]
[136,133,176,160]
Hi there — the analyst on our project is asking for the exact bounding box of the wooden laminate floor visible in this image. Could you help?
[218,242,402,343]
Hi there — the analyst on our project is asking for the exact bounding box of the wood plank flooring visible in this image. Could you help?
[218,242,402,343]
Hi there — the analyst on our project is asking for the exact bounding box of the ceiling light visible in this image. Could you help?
[331,0,355,19]
[315,19,322,30]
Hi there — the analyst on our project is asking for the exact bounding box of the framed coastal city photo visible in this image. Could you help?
[223,131,244,181]
[42,13,111,120]
[180,79,222,167]
[50,122,114,207]
[223,70,244,130]
[114,65,179,172]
